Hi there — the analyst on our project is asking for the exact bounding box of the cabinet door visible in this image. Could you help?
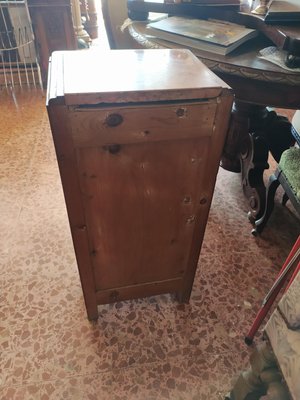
[71,102,216,291]
[77,137,211,290]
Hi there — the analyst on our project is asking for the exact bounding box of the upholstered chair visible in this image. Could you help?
[252,111,300,235]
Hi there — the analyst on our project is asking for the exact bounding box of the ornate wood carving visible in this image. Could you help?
[84,0,99,39]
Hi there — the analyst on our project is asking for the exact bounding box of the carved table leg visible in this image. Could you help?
[71,0,91,44]
[221,101,294,221]
[85,0,99,39]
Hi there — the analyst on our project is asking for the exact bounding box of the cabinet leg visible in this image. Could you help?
[176,288,191,304]
[86,302,99,321]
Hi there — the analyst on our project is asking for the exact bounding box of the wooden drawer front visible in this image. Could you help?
[70,101,217,148]
[76,136,211,291]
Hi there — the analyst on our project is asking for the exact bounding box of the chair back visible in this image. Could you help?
[292,110,300,145]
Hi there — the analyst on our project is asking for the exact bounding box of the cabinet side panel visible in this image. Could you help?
[47,104,98,320]
[179,92,233,302]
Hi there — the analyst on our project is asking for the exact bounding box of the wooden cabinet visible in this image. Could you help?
[47,49,233,320]
[28,0,77,85]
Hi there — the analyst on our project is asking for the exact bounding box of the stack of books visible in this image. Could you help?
[146,16,258,55]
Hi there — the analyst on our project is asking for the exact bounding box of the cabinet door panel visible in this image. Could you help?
[76,136,210,290]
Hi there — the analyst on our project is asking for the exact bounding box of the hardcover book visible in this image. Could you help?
[264,0,300,23]
[146,16,258,55]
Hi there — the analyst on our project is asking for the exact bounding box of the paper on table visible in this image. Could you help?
[258,46,300,72]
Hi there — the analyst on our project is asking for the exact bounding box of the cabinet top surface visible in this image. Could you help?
[47,49,231,105]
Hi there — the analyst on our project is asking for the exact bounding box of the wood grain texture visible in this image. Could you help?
[49,49,230,105]
[77,135,210,291]
[47,105,98,320]
[69,102,217,147]
[179,92,233,302]
[95,277,183,305]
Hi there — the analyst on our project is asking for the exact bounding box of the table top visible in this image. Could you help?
[47,49,232,105]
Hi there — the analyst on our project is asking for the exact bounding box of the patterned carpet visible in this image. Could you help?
[0,90,299,399]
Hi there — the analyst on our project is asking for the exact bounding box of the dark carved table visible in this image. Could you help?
[127,0,300,221]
